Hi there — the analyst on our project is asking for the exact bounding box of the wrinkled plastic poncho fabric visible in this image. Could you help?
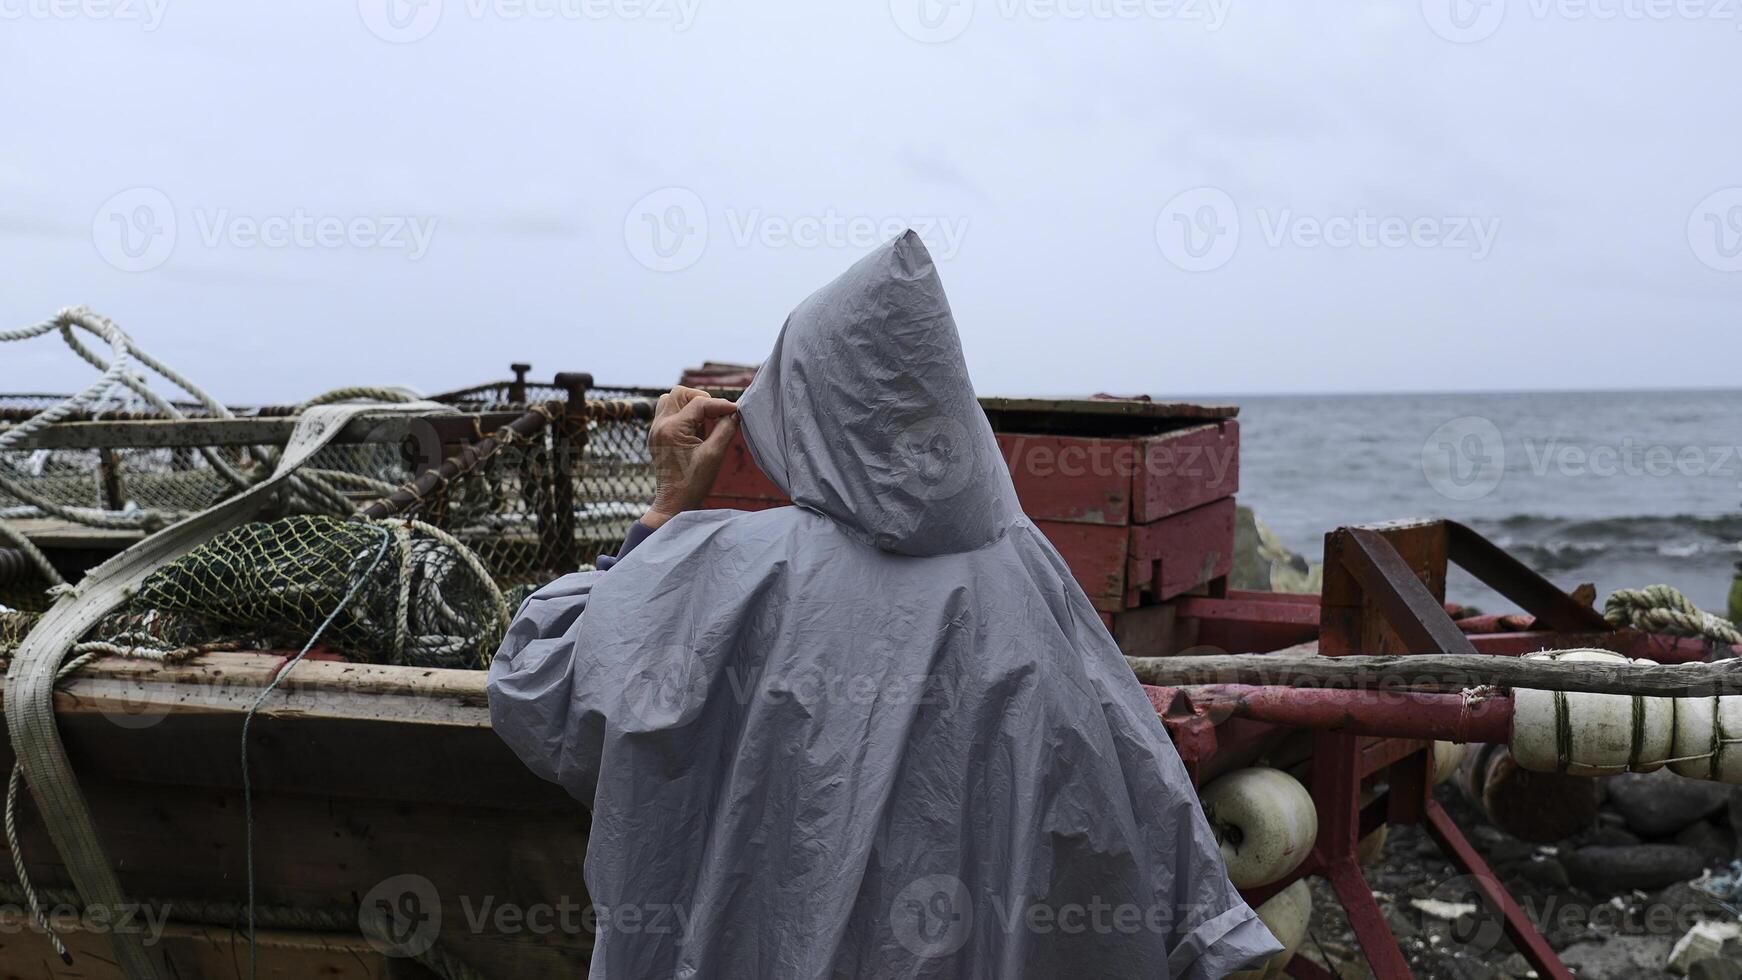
[489,232,1280,979]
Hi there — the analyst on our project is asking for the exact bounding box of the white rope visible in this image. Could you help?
[0,310,425,598]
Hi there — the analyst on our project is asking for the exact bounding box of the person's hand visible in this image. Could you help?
[642,385,740,530]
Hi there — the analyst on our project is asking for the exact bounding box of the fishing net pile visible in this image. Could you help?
[1,308,665,669]
[121,516,507,668]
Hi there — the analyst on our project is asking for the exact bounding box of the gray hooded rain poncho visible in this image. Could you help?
[488,232,1280,979]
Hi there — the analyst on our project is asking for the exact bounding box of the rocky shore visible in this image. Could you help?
[1296,771,1742,979]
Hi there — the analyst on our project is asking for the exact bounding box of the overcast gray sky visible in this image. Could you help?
[2,0,1737,403]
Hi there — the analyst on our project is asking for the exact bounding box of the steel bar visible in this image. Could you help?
[1341,527,1481,657]
[360,403,561,521]
[1179,684,1514,743]
[1423,799,1574,980]
[1447,520,1610,633]
[1126,652,1742,697]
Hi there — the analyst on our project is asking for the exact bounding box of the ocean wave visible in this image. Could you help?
[1463,513,1742,575]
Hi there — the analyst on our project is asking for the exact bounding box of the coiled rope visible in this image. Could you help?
[1605,584,1742,646]
[0,309,412,590]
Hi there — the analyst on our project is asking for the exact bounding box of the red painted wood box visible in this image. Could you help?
[702,397,1241,615]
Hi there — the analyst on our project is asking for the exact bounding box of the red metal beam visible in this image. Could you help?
[1423,799,1574,980]
[1175,685,1513,744]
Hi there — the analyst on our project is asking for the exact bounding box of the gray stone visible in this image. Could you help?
[1497,952,1534,979]
[1674,819,1737,866]
[1559,934,1677,979]
[1652,879,1736,918]
[1563,844,1708,894]
[1584,825,1642,848]
[1512,855,1570,889]
[1413,949,1501,980]
[1690,959,1742,980]
[1605,770,1733,837]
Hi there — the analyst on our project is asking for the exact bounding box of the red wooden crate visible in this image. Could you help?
[700,403,1240,613]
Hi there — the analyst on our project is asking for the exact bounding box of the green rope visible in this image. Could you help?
[1605,585,1742,646]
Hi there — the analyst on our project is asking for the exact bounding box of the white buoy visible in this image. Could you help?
[1670,695,1742,784]
[1431,741,1467,786]
[1228,878,1312,980]
[1510,649,1675,776]
[1199,767,1318,890]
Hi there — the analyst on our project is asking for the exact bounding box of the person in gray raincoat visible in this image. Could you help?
[488,231,1280,978]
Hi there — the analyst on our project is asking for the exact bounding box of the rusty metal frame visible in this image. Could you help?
[1271,520,1574,980]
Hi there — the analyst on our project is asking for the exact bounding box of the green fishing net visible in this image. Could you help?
[121,515,506,669]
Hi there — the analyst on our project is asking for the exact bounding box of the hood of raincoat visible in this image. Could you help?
[487,232,1279,980]
[736,230,1019,556]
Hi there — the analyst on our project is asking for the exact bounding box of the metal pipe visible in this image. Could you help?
[1179,684,1514,744]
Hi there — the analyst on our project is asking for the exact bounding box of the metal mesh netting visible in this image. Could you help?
[1,375,663,668]
[122,515,503,668]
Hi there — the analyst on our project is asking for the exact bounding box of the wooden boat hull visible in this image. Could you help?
[0,653,592,978]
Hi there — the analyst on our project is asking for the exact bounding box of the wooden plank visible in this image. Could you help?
[6,518,145,549]
[1126,650,1742,697]
[1125,497,1237,606]
[1034,520,1129,612]
[1110,603,1199,657]
[1320,520,1449,657]
[977,397,1238,421]
[0,913,394,979]
[34,653,493,728]
[3,776,592,977]
[998,433,1132,525]
[1132,421,1240,523]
